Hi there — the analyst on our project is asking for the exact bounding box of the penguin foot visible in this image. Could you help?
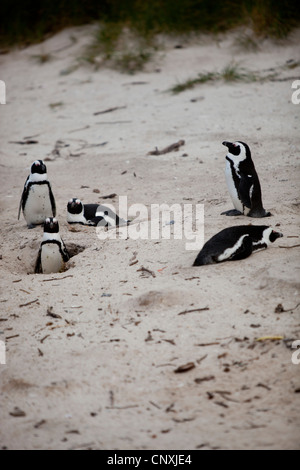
[221,209,243,216]
[248,210,272,218]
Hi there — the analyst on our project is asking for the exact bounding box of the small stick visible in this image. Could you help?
[278,244,300,249]
[102,193,117,199]
[137,266,156,278]
[42,275,73,282]
[105,405,138,410]
[178,307,209,315]
[129,260,139,266]
[19,299,39,308]
[40,334,50,344]
[148,139,185,156]
[94,106,127,115]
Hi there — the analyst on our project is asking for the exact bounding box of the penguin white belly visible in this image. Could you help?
[41,244,64,274]
[24,185,53,225]
[225,161,243,213]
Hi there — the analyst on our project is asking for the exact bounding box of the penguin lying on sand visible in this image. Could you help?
[222,141,271,218]
[67,198,130,227]
[193,225,282,266]
[18,160,56,228]
[35,218,70,274]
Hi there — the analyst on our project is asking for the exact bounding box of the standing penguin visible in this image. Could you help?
[222,141,271,218]
[35,218,70,274]
[193,225,282,266]
[18,160,56,228]
[67,198,130,227]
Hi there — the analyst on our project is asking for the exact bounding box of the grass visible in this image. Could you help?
[1,1,299,74]
[169,59,300,94]
[1,1,300,47]
[49,101,64,109]
[31,52,53,64]
[81,24,158,73]
[170,63,261,93]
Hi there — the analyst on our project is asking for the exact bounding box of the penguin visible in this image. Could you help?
[193,225,283,266]
[18,160,56,228]
[221,141,271,218]
[67,198,130,227]
[35,217,70,274]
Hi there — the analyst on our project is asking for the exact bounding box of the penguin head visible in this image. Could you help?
[259,226,283,246]
[44,217,59,233]
[222,141,251,161]
[31,160,47,175]
[268,228,283,243]
[67,198,83,215]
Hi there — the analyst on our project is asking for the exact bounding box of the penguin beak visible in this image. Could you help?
[272,230,283,241]
[222,141,233,149]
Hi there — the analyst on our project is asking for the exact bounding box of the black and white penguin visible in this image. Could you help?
[35,217,70,274]
[67,198,130,227]
[222,141,271,218]
[193,225,283,266]
[18,160,56,228]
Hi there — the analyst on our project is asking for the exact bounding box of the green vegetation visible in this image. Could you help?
[1,0,300,47]
[81,23,158,73]
[1,1,299,74]
[169,60,300,94]
[170,64,258,93]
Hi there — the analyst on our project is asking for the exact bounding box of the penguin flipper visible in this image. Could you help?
[18,177,29,220]
[18,195,23,220]
[48,184,56,217]
[35,249,43,274]
[61,242,70,262]
[229,236,253,261]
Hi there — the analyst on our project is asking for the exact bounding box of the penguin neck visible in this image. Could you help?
[29,172,48,183]
[67,210,85,223]
[252,227,272,250]
[42,232,62,243]
[226,153,246,165]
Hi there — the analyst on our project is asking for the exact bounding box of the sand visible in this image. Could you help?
[0,25,299,450]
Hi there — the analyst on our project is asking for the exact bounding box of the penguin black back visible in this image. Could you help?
[67,198,130,227]
[193,225,282,266]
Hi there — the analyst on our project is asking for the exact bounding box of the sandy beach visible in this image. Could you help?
[0,25,299,450]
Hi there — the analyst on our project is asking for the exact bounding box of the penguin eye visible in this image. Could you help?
[76,199,80,204]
